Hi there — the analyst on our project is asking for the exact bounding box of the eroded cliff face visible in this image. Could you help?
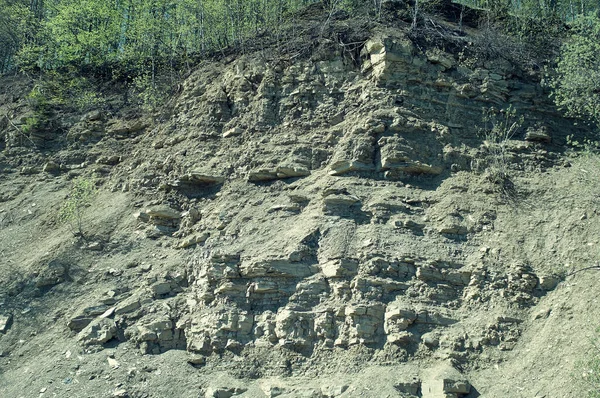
[0,23,597,398]
[120,32,568,357]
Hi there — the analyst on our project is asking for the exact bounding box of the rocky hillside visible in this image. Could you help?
[1,7,600,398]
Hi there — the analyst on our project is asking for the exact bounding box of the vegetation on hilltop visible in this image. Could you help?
[1,0,599,128]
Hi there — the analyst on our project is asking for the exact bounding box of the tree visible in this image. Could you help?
[0,0,34,72]
[550,13,600,128]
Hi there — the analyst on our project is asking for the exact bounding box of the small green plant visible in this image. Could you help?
[477,105,524,198]
[58,177,97,238]
[566,134,600,156]
[21,115,41,134]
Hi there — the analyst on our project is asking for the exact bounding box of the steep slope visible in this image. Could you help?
[1,8,599,398]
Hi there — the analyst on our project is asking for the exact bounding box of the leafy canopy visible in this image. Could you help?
[550,13,600,128]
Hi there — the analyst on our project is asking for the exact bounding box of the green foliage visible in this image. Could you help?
[566,134,600,155]
[58,177,97,237]
[10,0,327,75]
[0,0,35,72]
[131,73,167,112]
[21,115,42,134]
[27,73,106,113]
[550,13,600,128]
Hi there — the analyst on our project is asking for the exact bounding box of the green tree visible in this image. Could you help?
[550,13,600,128]
[0,0,34,72]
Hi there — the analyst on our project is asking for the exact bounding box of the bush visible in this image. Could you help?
[58,177,97,238]
[131,73,169,112]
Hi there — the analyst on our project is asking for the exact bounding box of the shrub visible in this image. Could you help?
[58,177,97,238]
[476,105,523,199]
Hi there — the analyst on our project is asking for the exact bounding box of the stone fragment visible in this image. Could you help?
[321,385,349,397]
[204,387,246,398]
[113,389,129,397]
[115,297,141,315]
[68,315,96,332]
[86,242,103,251]
[421,332,440,348]
[268,204,301,213]
[0,314,13,333]
[187,354,206,366]
[289,193,310,203]
[437,224,468,235]
[248,166,310,182]
[106,119,148,136]
[387,331,414,345]
[384,303,417,333]
[107,356,120,369]
[539,274,560,290]
[223,127,243,138]
[329,160,374,176]
[248,169,278,182]
[145,206,181,220]
[421,364,471,398]
[96,155,121,165]
[177,232,210,249]
[525,126,551,143]
[77,318,117,346]
[320,258,358,278]
[181,172,225,185]
[43,161,60,173]
[20,166,38,175]
[150,281,175,297]
[275,166,310,178]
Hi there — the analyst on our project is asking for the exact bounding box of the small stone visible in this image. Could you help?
[86,242,103,251]
[182,172,225,185]
[99,307,116,318]
[539,275,560,290]
[177,232,209,249]
[187,355,206,366]
[534,308,551,320]
[115,298,140,315]
[421,332,439,348]
[0,314,13,333]
[525,126,551,143]
[141,264,152,272]
[43,161,60,173]
[145,205,181,220]
[393,379,420,396]
[113,389,128,397]
[21,166,38,175]
[107,357,120,369]
[223,127,243,138]
[82,110,103,122]
[77,318,117,346]
[150,281,173,297]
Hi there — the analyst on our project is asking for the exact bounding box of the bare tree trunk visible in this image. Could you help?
[412,0,419,29]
